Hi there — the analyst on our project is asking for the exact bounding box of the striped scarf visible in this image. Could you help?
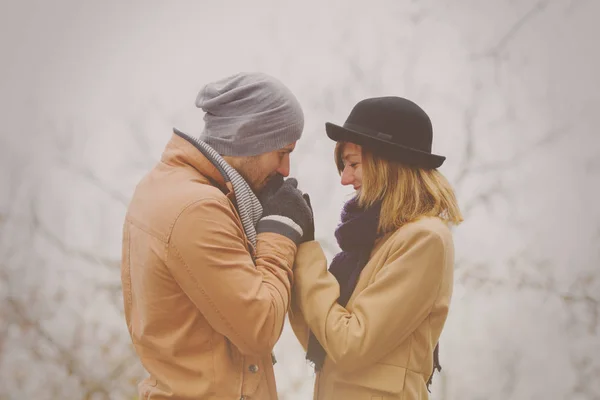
[174,129,263,248]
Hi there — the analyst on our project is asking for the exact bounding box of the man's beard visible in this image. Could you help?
[233,159,270,195]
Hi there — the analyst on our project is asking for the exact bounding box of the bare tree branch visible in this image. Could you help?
[461,179,508,215]
[5,297,84,378]
[30,202,120,270]
[569,353,600,398]
[470,123,568,175]
[66,164,129,207]
[565,0,591,16]
[479,0,550,59]
[456,108,475,185]
[4,290,139,399]
[458,262,599,335]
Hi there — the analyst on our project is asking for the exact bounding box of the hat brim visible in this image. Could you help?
[325,122,445,169]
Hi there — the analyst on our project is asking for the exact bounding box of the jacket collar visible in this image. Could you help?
[160,130,235,196]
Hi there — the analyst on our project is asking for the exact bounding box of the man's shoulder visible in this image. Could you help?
[176,184,232,217]
[180,178,229,204]
[126,166,234,239]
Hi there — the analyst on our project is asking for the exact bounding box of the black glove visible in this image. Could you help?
[256,177,313,244]
[301,193,315,242]
[258,174,285,204]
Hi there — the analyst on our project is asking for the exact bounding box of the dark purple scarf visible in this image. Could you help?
[304,196,441,391]
[306,196,382,371]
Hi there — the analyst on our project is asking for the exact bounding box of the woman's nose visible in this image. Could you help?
[340,166,353,186]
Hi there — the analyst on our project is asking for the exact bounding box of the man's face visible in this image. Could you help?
[230,142,296,194]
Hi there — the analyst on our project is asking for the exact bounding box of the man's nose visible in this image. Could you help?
[276,157,290,177]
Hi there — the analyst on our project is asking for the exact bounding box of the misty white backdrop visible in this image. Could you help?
[1,0,599,399]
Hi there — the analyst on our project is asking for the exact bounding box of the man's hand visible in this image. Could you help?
[257,176,313,244]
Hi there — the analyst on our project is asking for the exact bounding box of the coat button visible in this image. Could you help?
[248,364,259,373]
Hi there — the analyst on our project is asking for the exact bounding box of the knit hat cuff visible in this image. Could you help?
[200,120,303,157]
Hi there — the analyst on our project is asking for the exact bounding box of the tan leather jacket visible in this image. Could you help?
[121,132,296,399]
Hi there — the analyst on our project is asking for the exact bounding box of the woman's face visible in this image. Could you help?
[340,142,363,190]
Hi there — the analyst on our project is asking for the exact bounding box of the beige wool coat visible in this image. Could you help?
[290,216,455,400]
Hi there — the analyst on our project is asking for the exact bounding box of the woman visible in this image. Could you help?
[290,96,463,399]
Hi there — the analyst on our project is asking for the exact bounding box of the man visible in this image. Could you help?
[121,72,314,400]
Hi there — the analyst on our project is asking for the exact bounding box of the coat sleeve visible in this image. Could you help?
[288,266,312,351]
[168,197,296,356]
[288,240,326,352]
[294,226,449,373]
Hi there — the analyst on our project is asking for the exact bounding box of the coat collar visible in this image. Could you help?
[160,130,235,196]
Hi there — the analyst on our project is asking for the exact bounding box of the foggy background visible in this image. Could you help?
[1,0,599,399]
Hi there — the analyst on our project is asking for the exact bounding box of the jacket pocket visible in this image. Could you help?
[333,363,406,399]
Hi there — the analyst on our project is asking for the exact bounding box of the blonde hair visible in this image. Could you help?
[335,142,463,233]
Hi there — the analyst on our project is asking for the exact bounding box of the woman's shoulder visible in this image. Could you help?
[389,216,453,246]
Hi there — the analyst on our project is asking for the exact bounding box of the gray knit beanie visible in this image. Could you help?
[196,72,304,157]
